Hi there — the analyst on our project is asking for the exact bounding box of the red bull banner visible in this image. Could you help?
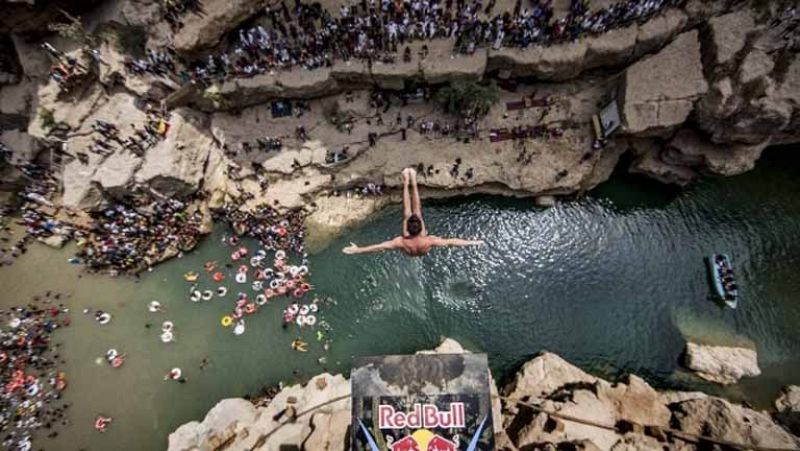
[351,353,495,451]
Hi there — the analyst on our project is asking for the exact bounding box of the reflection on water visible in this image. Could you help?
[1,150,799,449]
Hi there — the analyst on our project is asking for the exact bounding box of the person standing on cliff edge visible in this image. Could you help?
[342,168,485,256]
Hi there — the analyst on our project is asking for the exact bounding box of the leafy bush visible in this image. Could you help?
[434,80,500,120]
[38,108,56,131]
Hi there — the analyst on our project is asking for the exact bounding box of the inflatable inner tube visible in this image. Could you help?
[190,290,202,302]
[245,303,257,314]
[275,250,286,260]
[111,356,124,368]
[217,286,228,297]
[97,313,112,325]
[161,321,174,332]
[309,303,319,313]
[265,288,275,298]
[235,272,247,284]
[160,331,174,343]
[106,349,119,361]
[213,272,225,282]
[233,321,246,336]
[256,294,267,306]
[299,305,310,315]
[9,317,21,328]
[148,301,161,312]
[288,304,300,315]
[220,315,233,327]
[296,315,306,326]
[169,368,182,379]
[252,281,264,291]
[305,314,317,326]
[238,265,248,273]
[202,290,214,301]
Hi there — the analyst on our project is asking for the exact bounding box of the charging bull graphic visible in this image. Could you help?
[350,353,495,451]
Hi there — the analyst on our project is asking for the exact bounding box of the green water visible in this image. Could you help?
[2,149,800,450]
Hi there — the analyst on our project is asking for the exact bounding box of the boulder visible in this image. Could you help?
[135,108,215,197]
[171,0,271,55]
[628,139,697,186]
[168,398,259,451]
[61,159,105,210]
[683,342,761,385]
[618,30,707,136]
[504,352,597,402]
[672,397,798,450]
[662,128,766,176]
[739,50,775,84]
[705,10,755,66]
[534,195,556,207]
[0,80,33,129]
[0,129,41,164]
[775,385,800,435]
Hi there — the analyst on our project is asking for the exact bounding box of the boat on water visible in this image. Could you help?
[706,254,739,309]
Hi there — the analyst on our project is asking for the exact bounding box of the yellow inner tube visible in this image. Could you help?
[220,315,234,327]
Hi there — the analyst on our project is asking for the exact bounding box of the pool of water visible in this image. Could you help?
[2,149,800,450]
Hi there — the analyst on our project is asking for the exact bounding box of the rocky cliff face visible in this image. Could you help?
[1,0,798,244]
[167,339,800,451]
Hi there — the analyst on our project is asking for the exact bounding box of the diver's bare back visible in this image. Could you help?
[342,168,484,257]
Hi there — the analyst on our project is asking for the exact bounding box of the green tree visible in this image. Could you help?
[434,80,500,120]
[38,108,56,131]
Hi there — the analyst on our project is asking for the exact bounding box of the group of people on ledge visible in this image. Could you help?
[127,0,683,85]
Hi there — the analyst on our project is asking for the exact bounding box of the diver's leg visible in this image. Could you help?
[409,169,426,234]
[402,169,412,235]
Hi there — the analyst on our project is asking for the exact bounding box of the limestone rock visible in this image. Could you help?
[215,67,340,110]
[619,30,707,136]
[61,160,105,210]
[167,338,502,451]
[0,80,33,129]
[660,390,708,405]
[628,139,697,186]
[775,385,800,435]
[135,108,215,197]
[168,398,258,451]
[706,10,755,66]
[739,50,774,84]
[172,0,271,55]
[504,352,597,402]
[672,398,798,450]
[634,8,688,55]
[421,42,487,84]
[534,195,556,207]
[0,129,41,164]
[683,342,761,385]
[304,194,391,253]
[596,375,671,428]
[663,129,766,176]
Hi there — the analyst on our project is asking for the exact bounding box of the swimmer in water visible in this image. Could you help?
[342,168,484,257]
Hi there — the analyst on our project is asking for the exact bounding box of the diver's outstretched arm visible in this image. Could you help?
[431,237,485,248]
[342,238,402,255]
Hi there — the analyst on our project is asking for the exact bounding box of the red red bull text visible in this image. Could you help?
[378,403,465,429]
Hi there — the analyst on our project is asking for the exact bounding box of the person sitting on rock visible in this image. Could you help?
[342,168,484,257]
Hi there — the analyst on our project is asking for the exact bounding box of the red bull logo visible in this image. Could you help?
[388,429,458,451]
[378,403,465,430]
